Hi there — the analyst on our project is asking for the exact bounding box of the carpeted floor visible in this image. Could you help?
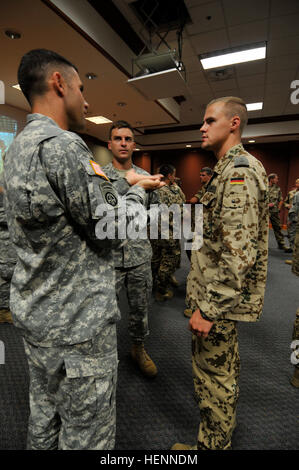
[0,230,298,450]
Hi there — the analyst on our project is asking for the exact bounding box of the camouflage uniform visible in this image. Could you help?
[102,162,158,344]
[186,183,209,261]
[0,172,17,322]
[269,183,285,247]
[151,183,186,295]
[187,144,268,450]
[3,113,148,450]
[288,191,299,249]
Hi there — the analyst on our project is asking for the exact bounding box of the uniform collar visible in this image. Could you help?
[213,143,244,175]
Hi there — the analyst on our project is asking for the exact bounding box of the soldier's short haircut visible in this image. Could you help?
[268,173,277,182]
[207,96,248,134]
[159,163,176,178]
[109,120,135,140]
[200,167,213,175]
[18,49,78,106]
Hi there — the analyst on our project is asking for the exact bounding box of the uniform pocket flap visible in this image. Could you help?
[200,191,216,207]
[223,194,246,209]
[64,352,118,379]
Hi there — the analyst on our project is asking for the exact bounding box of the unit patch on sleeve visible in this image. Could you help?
[89,160,109,180]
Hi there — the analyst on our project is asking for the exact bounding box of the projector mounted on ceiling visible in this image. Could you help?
[127,50,188,101]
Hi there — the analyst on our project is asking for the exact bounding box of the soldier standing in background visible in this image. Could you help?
[284,178,299,253]
[0,172,17,324]
[3,49,163,450]
[102,121,158,378]
[268,173,291,252]
[172,96,269,450]
[151,164,186,301]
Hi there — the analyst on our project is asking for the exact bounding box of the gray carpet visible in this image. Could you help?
[0,230,298,450]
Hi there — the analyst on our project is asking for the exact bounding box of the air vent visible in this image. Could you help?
[205,67,235,81]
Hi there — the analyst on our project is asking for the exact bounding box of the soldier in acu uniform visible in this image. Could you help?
[3,49,163,450]
[172,96,269,451]
[0,172,17,324]
[102,121,158,378]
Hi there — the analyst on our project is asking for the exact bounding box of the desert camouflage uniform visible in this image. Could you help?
[269,183,285,247]
[151,183,186,294]
[0,171,17,322]
[288,191,299,249]
[102,162,159,343]
[284,188,296,210]
[187,143,268,450]
[3,113,147,450]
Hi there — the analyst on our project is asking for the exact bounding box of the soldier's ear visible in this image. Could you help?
[230,115,240,132]
[51,71,65,98]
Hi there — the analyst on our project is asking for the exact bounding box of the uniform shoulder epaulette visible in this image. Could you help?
[234,155,249,168]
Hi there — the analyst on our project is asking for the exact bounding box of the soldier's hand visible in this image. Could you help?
[126,169,164,188]
[137,178,165,190]
[188,309,213,339]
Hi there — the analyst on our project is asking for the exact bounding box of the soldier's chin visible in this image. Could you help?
[201,140,210,149]
[70,121,86,133]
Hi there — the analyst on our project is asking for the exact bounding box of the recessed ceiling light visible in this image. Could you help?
[12,84,21,90]
[246,102,263,111]
[85,73,97,80]
[186,144,192,148]
[248,140,255,143]
[5,30,21,39]
[85,116,112,124]
[135,148,140,151]
[199,42,266,70]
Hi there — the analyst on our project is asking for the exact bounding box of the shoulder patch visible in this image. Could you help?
[234,156,249,168]
[89,160,109,180]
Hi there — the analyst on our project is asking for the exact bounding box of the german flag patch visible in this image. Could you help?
[230,177,244,185]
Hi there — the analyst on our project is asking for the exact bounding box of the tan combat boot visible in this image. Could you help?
[170,275,179,287]
[155,290,173,302]
[0,309,13,324]
[131,343,157,378]
[171,443,197,450]
[290,368,299,388]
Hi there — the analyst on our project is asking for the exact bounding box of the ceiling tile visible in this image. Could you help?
[269,14,299,39]
[228,19,268,47]
[188,29,230,55]
[267,54,299,73]
[235,60,267,77]
[237,74,265,88]
[223,0,270,26]
[186,1,225,35]
[270,0,299,16]
[268,36,299,57]
[209,78,238,92]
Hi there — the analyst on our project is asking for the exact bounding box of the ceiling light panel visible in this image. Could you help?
[199,42,266,70]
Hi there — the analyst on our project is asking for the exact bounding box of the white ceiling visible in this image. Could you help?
[1,0,299,150]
